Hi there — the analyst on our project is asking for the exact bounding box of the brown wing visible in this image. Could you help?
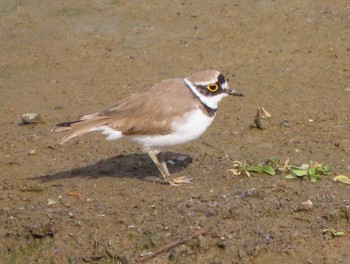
[100,79,199,135]
[53,78,200,143]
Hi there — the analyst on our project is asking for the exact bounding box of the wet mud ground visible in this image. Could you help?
[1,0,350,263]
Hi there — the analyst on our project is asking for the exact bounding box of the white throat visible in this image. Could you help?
[184,78,228,109]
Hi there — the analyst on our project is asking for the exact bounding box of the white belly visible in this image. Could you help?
[129,108,215,150]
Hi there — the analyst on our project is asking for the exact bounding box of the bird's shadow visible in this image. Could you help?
[31,152,192,184]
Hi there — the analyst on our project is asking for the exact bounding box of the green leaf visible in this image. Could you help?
[330,228,345,237]
[28,149,36,155]
[285,174,297,179]
[47,199,57,205]
[268,157,277,162]
[323,228,345,237]
[248,166,264,174]
[322,165,330,174]
[300,164,310,170]
[291,169,308,177]
[310,175,318,183]
[263,166,276,176]
[333,175,350,184]
[308,167,316,177]
[268,157,278,164]
[290,164,309,170]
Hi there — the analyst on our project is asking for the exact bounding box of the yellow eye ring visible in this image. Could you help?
[207,84,219,92]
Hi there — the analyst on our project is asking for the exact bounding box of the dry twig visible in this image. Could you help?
[135,228,209,263]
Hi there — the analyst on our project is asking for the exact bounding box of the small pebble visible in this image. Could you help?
[21,113,42,124]
[54,105,64,110]
[176,156,188,162]
[167,159,175,165]
[295,200,313,212]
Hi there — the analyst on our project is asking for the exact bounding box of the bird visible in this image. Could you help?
[52,70,243,186]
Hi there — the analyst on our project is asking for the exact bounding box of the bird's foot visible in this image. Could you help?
[168,176,192,186]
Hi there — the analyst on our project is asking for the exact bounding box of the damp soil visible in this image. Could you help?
[1,1,350,263]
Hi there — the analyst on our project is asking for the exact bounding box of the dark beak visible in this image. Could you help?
[226,88,244,97]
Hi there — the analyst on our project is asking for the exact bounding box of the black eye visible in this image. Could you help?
[207,84,219,92]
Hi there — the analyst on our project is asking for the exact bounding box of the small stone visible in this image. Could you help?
[198,235,208,250]
[54,105,64,110]
[167,159,175,165]
[28,222,54,238]
[295,200,313,212]
[253,107,271,129]
[236,188,260,199]
[21,113,42,124]
[176,156,188,162]
[217,241,226,249]
[226,234,233,240]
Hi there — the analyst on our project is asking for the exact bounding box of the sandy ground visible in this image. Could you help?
[1,0,350,263]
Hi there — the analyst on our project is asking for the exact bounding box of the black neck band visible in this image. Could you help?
[184,80,217,117]
[202,103,217,117]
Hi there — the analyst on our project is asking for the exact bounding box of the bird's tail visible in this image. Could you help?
[52,118,109,144]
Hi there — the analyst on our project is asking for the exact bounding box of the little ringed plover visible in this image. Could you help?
[52,70,243,186]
